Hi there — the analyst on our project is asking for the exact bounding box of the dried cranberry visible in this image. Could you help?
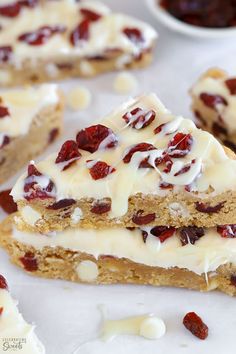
[167,133,193,158]
[0,307,3,315]
[0,106,9,119]
[70,19,90,46]
[195,201,224,213]
[180,226,205,246]
[87,160,116,180]
[24,163,55,201]
[0,46,13,63]
[90,201,111,214]
[48,128,59,143]
[0,0,37,17]
[217,224,236,238]
[0,189,17,214]
[155,153,173,173]
[159,181,174,190]
[122,108,156,129]
[0,2,20,17]
[18,25,66,46]
[47,198,76,210]
[123,143,156,167]
[80,8,102,21]
[0,134,10,149]
[225,78,236,95]
[123,27,143,45]
[212,122,228,137]
[55,140,81,170]
[150,226,176,243]
[132,210,156,225]
[174,159,196,177]
[230,275,236,286]
[183,312,208,340]
[200,93,228,110]
[0,275,8,290]
[20,252,38,271]
[76,124,118,153]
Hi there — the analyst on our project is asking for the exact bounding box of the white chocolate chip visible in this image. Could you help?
[169,202,189,218]
[45,63,59,78]
[113,72,138,94]
[139,317,166,339]
[0,70,12,84]
[71,207,83,224]
[77,260,98,282]
[67,86,91,111]
[80,60,95,76]
[21,206,41,226]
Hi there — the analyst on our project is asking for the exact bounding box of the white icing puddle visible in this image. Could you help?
[101,314,166,341]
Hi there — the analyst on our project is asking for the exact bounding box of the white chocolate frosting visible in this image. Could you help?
[0,0,157,67]
[0,84,59,138]
[0,287,45,353]
[11,93,236,218]
[12,226,236,276]
[191,72,236,132]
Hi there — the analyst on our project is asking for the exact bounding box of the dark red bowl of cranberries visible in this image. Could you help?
[146,0,236,38]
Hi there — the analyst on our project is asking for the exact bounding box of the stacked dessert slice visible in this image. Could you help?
[0,84,63,183]
[1,93,236,296]
[0,0,157,86]
[0,274,45,353]
[190,68,236,153]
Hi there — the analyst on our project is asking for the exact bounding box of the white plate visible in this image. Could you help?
[1,0,236,353]
[146,0,236,39]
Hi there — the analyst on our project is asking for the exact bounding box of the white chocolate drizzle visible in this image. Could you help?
[11,93,236,218]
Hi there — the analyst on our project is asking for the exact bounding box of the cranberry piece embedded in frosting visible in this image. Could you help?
[199,93,228,110]
[122,108,156,129]
[80,8,102,22]
[23,163,56,201]
[123,142,156,167]
[159,181,174,190]
[0,46,13,63]
[76,124,118,153]
[123,27,144,45]
[0,2,20,17]
[0,135,10,149]
[20,252,38,271]
[18,25,66,46]
[225,78,236,95]
[180,226,205,246]
[174,159,196,177]
[87,160,116,180]
[0,275,8,290]
[195,201,224,213]
[70,19,90,45]
[55,140,81,171]
[167,133,193,158]
[0,106,10,119]
[0,0,38,17]
[0,189,17,214]
[217,224,236,238]
[132,210,156,225]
